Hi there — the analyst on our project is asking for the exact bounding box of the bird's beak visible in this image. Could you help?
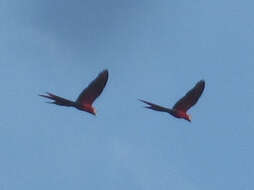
[93,108,96,116]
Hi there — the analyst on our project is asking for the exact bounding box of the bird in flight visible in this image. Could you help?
[39,70,108,115]
[139,80,205,122]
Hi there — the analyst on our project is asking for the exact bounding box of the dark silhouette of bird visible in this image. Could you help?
[39,70,108,115]
[139,80,205,122]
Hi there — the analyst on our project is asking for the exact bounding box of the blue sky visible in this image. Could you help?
[1,0,253,189]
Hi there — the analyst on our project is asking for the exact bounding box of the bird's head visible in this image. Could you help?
[185,114,191,122]
[87,107,96,115]
[82,105,96,115]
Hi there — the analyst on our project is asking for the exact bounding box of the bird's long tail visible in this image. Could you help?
[39,92,75,106]
[138,99,171,113]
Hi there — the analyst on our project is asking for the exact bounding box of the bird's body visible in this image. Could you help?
[39,70,108,115]
[139,80,205,122]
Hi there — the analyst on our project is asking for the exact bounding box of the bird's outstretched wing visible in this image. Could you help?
[139,99,171,113]
[173,80,205,112]
[76,70,108,105]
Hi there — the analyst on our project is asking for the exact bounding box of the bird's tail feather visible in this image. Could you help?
[39,92,75,106]
[138,99,171,113]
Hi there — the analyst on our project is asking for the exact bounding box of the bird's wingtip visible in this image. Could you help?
[199,79,205,84]
[101,69,109,75]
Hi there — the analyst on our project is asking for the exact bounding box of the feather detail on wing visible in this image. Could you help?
[173,80,205,112]
[76,70,108,105]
